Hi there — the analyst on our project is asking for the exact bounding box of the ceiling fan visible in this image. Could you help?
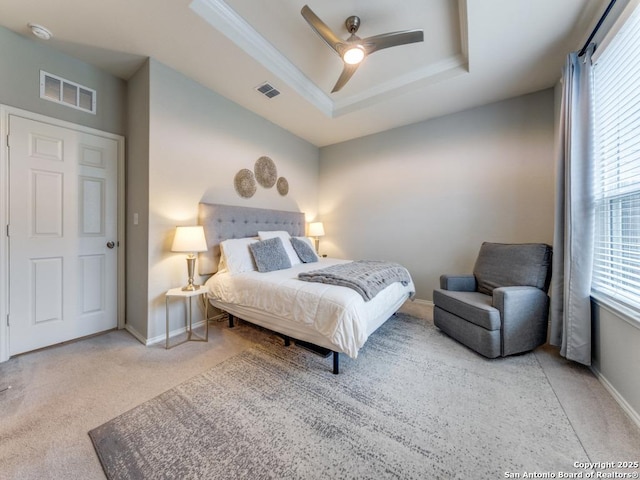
[301,5,424,93]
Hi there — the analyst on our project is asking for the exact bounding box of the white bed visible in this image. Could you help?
[198,203,414,373]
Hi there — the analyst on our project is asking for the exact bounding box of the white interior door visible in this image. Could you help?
[8,115,118,355]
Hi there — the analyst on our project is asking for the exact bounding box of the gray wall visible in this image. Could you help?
[138,59,320,341]
[0,26,126,135]
[592,303,640,421]
[318,89,556,300]
[125,60,151,339]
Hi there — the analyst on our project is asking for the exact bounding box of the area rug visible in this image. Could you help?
[89,313,588,479]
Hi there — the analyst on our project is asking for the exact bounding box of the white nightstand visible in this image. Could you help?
[165,287,209,349]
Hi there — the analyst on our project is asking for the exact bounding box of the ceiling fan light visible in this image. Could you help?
[343,46,365,65]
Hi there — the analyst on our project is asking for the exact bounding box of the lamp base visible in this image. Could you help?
[183,255,200,291]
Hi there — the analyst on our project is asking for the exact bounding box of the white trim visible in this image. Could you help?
[590,365,640,430]
[0,105,125,363]
[116,137,126,330]
[124,324,147,345]
[591,293,640,332]
[333,54,468,116]
[0,109,8,363]
[190,0,332,117]
[411,298,434,308]
[39,70,97,114]
[592,0,640,63]
[189,0,469,118]
[143,320,207,347]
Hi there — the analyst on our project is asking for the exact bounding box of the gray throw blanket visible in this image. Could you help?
[298,260,413,301]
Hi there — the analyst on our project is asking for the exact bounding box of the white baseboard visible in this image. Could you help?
[129,301,431,347]
[124,324,147,345]
[130,299,433,346]
[411,298,434,307]
[144,320,208,346]
[591,366,640,430]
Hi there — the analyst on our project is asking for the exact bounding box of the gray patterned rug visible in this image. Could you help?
[89,314,587,479]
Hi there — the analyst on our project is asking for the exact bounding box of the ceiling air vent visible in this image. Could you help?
[255,82,280,99]
[40,71,96,114]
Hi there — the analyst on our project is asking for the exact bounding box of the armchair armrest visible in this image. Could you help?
[440,274,477,292]
[492,286,550,356]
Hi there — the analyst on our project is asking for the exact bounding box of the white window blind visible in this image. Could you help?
[592,3,640,312]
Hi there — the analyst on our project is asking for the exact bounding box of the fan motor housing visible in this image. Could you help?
[345,15,360,34]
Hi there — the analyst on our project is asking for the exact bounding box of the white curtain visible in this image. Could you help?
[549,48,595,366]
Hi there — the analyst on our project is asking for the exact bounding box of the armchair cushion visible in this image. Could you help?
[439,274,477,292]
[473,242,552,295]
[432,290,500,331]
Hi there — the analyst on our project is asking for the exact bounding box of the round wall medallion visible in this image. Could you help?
[234,169,257,198]
[254,156,277,188]
[276,177,289,196]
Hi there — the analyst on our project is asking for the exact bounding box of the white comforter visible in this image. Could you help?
[205,258,415,358]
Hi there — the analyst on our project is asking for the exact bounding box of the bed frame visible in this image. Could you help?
[198,202,407,374]
[198,203,345,373]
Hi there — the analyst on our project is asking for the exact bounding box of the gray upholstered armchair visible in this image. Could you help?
[433,242,552,358]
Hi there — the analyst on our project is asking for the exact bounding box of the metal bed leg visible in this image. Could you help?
[283,335,291,347]
[228,314,235,328]
[332,352,339,375]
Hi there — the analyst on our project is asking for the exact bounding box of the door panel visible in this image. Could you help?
[8,115,118,355]
[79,254,105,314]
[80,176,105,235]
[31,170,63,236]
[31,257,63,324]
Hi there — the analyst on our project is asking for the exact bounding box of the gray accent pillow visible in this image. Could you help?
[473,242,552,295]
[291,237,319,263]
[249,237,292,273]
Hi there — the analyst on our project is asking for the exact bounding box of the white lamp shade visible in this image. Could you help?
[171,226,208,253]
[308,222,325,237]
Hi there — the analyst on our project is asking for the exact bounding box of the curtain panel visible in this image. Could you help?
[549,48,595,366]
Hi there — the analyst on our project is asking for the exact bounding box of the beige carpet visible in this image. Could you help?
[90,313,589,479]
[1,302,639,479]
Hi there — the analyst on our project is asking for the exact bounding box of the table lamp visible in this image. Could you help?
[308,222,325,253]
[171,226,208,291]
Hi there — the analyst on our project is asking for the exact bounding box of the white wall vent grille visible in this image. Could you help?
[255,82,280,99]
[39,71,96,114]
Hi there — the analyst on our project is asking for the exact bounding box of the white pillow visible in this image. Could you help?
[258,231,301,266]
[219,237,258,274]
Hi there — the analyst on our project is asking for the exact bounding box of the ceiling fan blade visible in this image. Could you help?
[331,63,360,93]
[363,30,424,55]
[301,5,343,54]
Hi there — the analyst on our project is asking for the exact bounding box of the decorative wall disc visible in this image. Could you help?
[254,156,277,188]
[234,169,257,198]
[276,177,289,196]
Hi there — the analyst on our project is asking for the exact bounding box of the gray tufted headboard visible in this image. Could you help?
[198,203,305,275]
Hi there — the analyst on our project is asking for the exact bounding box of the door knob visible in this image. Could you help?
[106,241,115,249]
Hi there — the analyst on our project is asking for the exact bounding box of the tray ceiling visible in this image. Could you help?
[0,0,607,146]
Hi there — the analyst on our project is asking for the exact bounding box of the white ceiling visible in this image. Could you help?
[0,0,605,146]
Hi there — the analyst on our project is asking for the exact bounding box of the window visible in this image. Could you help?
[591,3,640,312]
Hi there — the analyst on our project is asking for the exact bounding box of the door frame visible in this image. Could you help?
[0,105,126,363]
